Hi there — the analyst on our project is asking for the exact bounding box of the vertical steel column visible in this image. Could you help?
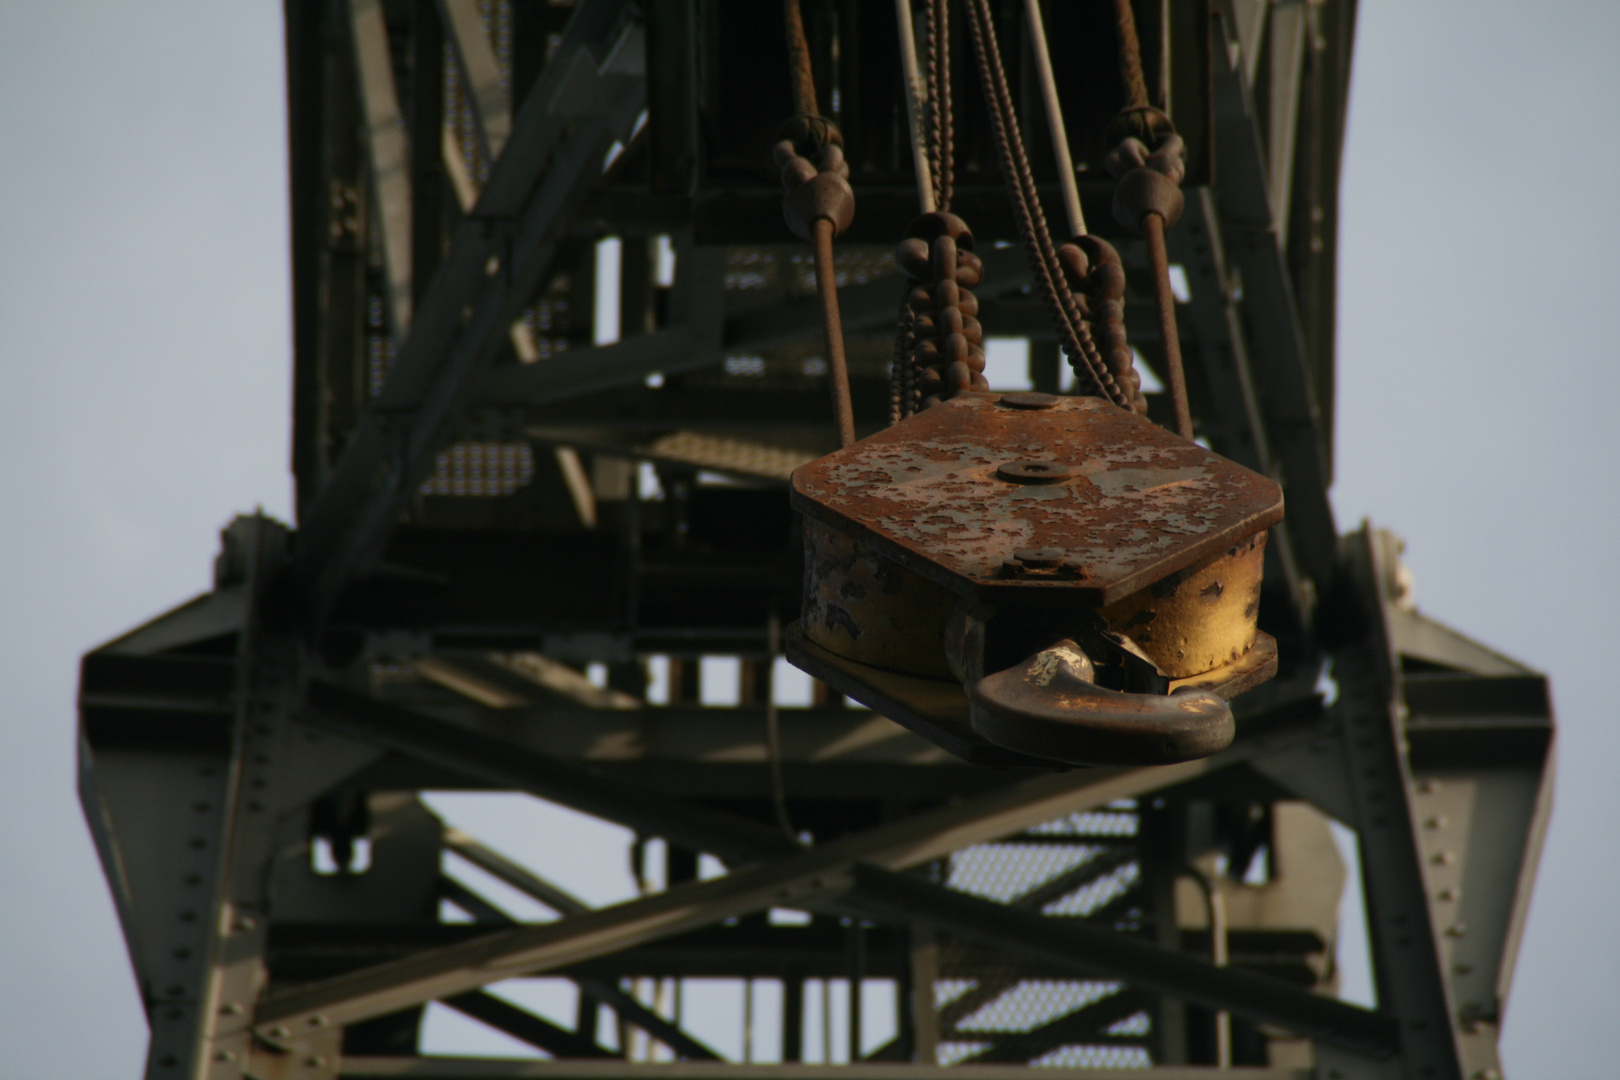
[1322,528,1466,1080]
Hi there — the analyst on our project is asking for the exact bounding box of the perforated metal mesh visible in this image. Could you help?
[934,802,1154,1067]
[420,442,535,496]
[947,844,1102,905]
[955,981,1122,1033]
[1029,1045,1153,1069]
[1041,860,1142,917]
[723,247,898,296]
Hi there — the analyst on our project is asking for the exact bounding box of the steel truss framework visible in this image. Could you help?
[79,2,1551,1079]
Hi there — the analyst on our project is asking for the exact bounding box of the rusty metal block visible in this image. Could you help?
[791,391,1283,608]
[789,391,1286,766]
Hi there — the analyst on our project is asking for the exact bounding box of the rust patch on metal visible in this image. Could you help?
[792,393,1284,606]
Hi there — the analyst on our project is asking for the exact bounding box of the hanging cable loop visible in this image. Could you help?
[894,0,937,215]
[893,212,988,413]
[891,0,977,422]
[778,0,858,447]
[1026,0,1140,416]
[963,0,1143,412]
[1104,0,1194,439]
[925,0,954,212]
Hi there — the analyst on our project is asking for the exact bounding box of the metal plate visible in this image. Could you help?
[792,393,1284,606]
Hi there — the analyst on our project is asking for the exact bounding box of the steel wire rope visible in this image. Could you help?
[1112,0,1150,110]
[925,0,954,212]
[763,611,801,846]
[1110,0,1194,438]
[1023,0,1084,238]
[890,0,953,423]
[889,0,943,424]
[783,0,857,447]
[962,0,1131,408]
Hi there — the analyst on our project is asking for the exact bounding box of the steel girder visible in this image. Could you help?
[80,1,1552,1078]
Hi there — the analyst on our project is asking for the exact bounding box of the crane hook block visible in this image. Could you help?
[787,391,1284,767]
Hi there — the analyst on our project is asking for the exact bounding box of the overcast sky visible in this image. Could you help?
[1,1,1617,1076]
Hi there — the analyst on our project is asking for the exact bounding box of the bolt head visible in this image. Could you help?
[997,460,1073,484]
[1012,547,1065,568]
[998,391,1060,410]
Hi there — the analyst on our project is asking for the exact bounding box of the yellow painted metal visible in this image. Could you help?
[1099,531,1269,678]
[800,519,960,681]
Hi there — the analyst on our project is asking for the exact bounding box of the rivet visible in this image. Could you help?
[269,1025,290,1038]
[1425,815,1449,829]
[997,391,1061,410]
[997,461,1073,485]
[220,1002,243,1016]
[214,1050,237,1063]
[1011,547,1065,568]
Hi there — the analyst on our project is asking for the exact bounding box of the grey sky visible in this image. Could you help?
[1,1,1615,1075]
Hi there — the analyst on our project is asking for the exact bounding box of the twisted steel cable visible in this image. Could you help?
[1112,0,1150,111]
[963,0,1132,407]
[925,0,954,211]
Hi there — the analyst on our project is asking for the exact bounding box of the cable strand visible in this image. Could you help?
[964,0,1128,406]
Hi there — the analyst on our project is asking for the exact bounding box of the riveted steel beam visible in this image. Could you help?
[248,705,1331,1040]
[292,0,645,623]
[842,865,1399,1059]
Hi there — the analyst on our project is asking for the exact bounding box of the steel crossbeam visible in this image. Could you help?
[80,2,1556,1077]
[843,867,1398,1058]
[292,0,645,620]
[336,1062,1311,1080]
[1204,11,1339,590]
[302,678,799,863]
[249,710,1334,1042]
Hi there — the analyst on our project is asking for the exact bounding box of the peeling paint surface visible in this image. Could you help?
[792,394,1284,606]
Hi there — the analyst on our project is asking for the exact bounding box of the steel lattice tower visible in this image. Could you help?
[79,3,1552,1078]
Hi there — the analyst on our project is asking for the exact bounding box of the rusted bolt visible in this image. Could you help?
[997,460,1073,484]
[1012,547,1065,568]
[998,391,1060,410]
